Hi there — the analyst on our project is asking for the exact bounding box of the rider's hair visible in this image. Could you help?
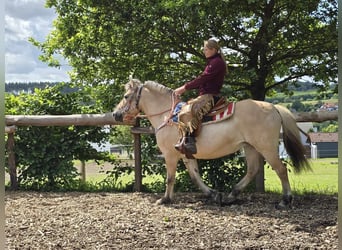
[204,39,228,74]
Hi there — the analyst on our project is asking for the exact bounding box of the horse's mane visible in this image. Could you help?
[143,80,173,95]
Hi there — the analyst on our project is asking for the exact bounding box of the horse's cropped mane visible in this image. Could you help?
[143,80,173,95]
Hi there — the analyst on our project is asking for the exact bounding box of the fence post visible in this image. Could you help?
[80,161,86,182]
[133,119,142,192]
[255,158,265,192]
[6,133,18,190]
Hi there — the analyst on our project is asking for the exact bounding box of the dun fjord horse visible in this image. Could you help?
[113,79,311,208]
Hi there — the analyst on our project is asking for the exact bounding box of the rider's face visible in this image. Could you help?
[203,46,217,58]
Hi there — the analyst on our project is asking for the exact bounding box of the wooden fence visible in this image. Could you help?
[5,110,338,192]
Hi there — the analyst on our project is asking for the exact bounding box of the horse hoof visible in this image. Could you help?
[275,195,293,210]
[156,197,172,205]
[275,202,292,210]
[223,196,238,206]
[212,192,223,206]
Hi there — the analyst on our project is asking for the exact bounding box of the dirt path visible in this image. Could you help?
[6,191,337,249]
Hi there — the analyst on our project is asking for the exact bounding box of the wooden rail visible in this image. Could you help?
[5,112,135,126]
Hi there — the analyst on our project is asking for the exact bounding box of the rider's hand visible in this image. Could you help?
[174,85,186,96]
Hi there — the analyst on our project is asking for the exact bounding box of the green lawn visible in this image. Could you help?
[81,158,338,195]
[265,158,338,194]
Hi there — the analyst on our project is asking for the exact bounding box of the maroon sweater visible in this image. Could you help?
[184,53,226,96]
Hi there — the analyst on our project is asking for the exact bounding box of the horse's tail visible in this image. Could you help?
[274,105,311,173]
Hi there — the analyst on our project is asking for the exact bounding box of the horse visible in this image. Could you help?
[113,78,311,209]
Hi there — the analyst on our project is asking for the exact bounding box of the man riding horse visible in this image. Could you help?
[174,39,228,154]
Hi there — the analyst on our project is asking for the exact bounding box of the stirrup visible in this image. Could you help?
[174,137,185,151]
[174,136,197,155]
[184,142,197,154]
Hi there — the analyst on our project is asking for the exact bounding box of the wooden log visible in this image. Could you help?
[133,132,142,192]
[293,111,338,122]
[5,113,135,126]
[6,133,18,190]
[5,125,16,134]
[80,161,86,182]
[133,120,143,192]
[5,110,337,127]
[131,127,155,134]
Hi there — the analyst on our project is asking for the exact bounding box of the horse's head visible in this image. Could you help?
[113,78,143,122]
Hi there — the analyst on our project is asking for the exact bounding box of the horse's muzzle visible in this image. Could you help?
[113,111,123,122]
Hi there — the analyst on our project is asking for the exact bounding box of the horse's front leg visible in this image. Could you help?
[156,156,179,205]
[183,158,222,205]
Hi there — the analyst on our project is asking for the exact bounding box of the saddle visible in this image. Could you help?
[172,97,235,159]
[204,97,229,119]
[172,97,230,122]
[194,97,233,136]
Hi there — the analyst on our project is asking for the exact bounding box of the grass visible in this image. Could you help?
[80,158,338,195]
[265,158,338,195]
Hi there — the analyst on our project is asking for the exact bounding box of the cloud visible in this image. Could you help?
[6,0,55,20]
[5,0,69,82]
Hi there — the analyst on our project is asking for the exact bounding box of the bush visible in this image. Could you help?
[5,83,118,191]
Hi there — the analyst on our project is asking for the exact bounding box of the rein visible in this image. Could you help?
[135,85,179,133]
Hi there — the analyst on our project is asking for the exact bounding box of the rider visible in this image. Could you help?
[174,39,227,154]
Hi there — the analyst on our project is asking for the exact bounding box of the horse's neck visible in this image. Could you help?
[140,89,172,128]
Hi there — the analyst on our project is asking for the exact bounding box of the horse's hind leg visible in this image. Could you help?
[183,158,222,205]
[227,144,263,204]
[262,151,292,209]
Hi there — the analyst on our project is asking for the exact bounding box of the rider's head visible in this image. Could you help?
[203,39,227,73]
[203,39,220,58]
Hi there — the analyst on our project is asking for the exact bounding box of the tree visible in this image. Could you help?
[33,0,337,104]
[29,0,337,191]
[5,83,117,190]
[109,126,134,157]
[322,124,338,132]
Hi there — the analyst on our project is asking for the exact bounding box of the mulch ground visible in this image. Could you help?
[5,191,337,249]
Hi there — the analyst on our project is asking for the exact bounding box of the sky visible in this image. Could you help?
[5,0,70,83]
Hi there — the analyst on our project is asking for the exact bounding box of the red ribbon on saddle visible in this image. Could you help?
[211,102,235,121]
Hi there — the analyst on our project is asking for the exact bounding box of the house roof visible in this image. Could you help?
[308,133,338,143]
[297,122,313,132]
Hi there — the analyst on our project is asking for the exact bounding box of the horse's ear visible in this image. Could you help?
[126,77,139,90]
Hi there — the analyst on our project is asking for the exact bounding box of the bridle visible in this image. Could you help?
[135,85,144,109]
[134,85,180,133]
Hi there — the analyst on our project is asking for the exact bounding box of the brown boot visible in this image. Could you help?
[174,134,197,154]
[174,137,185,152]
[184,136,197,154]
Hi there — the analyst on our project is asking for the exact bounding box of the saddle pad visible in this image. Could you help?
[209,102,235,122]
[172,102,235,123]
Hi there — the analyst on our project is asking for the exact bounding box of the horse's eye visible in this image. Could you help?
[124,94,129,99]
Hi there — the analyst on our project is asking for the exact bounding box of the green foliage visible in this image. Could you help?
[97,162,134,192]
[33,0,337,105]
[109,126,134,157]
[13,0,338,192]
[322,124,338,132]
[5,83,118,190]
[316,121,338,132]
[198,154,248,192]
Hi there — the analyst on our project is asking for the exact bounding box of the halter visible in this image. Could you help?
[135,85,144,109]
[134,85,179,133]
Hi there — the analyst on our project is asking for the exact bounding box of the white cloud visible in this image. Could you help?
[5,0,70,82]
[5,52,37,74]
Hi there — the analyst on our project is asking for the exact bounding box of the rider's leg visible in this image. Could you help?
[175,94,214,154]
[184,131,197,153]
[175,131,197,154]
[174,127,197,154]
